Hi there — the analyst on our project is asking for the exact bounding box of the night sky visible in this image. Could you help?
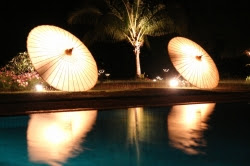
[2,0,250,79]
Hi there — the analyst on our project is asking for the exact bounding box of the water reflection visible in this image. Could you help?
[27,110,97,166]
[167,103,215,155]
[1,103,250,165]
[128,107,144,141]
[127,107,168,166]
[127,107,144,163]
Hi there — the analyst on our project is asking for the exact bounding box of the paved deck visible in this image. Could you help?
[0,86,250,116]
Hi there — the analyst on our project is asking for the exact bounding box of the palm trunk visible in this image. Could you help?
[134,45,141,78]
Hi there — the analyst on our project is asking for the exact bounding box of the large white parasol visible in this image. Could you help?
[167,36,219,89]
[27,25,98,92]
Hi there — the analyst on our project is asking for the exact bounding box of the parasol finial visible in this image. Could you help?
[195,55,202,61]
[65,48,73,56]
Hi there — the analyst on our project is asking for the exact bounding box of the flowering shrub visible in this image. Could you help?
[0,52,52,91]
[5,52,35,74]
[0,67,46,91]
[0,69,18,90]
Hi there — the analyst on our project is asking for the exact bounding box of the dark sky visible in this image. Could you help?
[2,0,250,78]
[2,0,83,66]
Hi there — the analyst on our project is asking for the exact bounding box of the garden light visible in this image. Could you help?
[244,50,250,57]
[169,78,179,87]
[35,84,44,92]
[98,69,105,76]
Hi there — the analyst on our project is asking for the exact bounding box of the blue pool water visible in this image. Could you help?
[0,102,250,166]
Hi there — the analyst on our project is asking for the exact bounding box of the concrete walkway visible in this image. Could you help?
[1,86,250,116]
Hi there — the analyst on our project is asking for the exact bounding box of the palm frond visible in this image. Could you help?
[143,16,178,36]
[67,7,102,25]
[104,0,123,20]
[67,0,181,45]
[136,3,181,37]
[81,13,128,45]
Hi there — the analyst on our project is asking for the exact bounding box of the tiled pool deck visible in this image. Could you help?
[0,82,250,116]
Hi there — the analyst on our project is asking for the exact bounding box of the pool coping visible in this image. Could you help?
[0,87,250,116]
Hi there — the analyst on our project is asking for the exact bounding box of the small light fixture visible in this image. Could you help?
[35,84,44,92]
[169,78,179,87]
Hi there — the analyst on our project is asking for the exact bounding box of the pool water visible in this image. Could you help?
[0,102,250,166]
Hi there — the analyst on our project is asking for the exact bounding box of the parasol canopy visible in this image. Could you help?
[27,25,98,92]
[167,36,219,89]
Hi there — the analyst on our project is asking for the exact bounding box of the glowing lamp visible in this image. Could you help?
[169,79,179,87]
[35,84,44,92]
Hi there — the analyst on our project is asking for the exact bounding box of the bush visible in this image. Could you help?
[0,67,45,91]
[0,52,50,91]
[4,52,34,74]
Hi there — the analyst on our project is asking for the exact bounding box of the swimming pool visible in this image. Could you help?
[0,102,249,166]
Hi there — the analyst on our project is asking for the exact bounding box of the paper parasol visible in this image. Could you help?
[27,25,98,92]
[167,37,219,89]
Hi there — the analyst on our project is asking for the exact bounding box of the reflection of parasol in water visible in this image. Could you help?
[167,103,216,155]
[26,25,98,92]
[167,36,219,89]
[27,110,97,166]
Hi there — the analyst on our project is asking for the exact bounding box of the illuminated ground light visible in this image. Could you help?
[244,50,250,57]
[35,84,44,92]
[169,78,179,87]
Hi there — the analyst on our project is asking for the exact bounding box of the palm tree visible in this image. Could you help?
[68,0,181,78]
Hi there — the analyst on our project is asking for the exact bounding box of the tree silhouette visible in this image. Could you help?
[68,0,181,78]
